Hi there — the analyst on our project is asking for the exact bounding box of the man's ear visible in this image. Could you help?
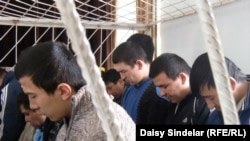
[57,83,72,100]
[179,72,187,84]
[135,59,144,70]
[229,77,237,91]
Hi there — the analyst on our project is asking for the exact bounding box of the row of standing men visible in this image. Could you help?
[0,33,250,141]
[103,33,250,125]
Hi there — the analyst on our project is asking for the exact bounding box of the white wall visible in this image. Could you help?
[159,0,250,74]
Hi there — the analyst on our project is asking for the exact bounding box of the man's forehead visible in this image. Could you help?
[200,85,217,95]
[113,63,130,71]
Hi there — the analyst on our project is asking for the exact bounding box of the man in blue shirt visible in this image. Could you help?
[112,34,169,124]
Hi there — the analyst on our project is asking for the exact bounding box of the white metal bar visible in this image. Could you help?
[0,17,149,30]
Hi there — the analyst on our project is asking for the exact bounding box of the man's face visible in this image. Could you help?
[200,85,221,111]
[113,62,141,85]
[20,105,46,128]
[19,76,69,122]
[105,80,124,97]
[153,72,185,103]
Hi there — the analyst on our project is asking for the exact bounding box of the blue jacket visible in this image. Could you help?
[207,85,250,125]
[0,71,25,141]
[122,78,152,122]
[122,78,170,124]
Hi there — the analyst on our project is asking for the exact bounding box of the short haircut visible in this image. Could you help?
[15,41,86,94]
[112,41,148,67]
[127,33,154,62]
[149,53,190,80]
[102,69,121,85]
[189,53,246,94]
[16,91,30,110]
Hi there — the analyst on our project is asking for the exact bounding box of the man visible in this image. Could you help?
[149,53,209,124]
[127,33,154,63]
[190,53,250,124]
[0,68,25,141]
[16,91,63,141]
[14,41,135,140]
[17,91,45,141]
[102,68,127,105]
[112,39,169,124]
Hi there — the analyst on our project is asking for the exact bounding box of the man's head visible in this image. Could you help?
[102,69,125,97]
[112,41,149,85]
[16,91,46,128]
[149,53,191,103]
[190,53,247,111]
[127,33,154,63]
[15,41,86,121]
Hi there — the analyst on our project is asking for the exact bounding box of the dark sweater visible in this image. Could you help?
[165,93,209,125]
[136,82,170,125]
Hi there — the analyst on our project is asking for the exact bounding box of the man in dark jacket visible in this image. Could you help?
[102,68,127,105]
[190,53,250,124]
[149,53,210,124]
[0,68,25,141]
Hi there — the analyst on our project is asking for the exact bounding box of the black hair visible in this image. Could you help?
[15,41,86,94]
[190,53,246,94]
[127,33,154,63]
[102,69,121,85]
[112,41,148,67]
[16,91,30,110]
[149,53,190,80]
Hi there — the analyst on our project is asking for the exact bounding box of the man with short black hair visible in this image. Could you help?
[190,53,250,124]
